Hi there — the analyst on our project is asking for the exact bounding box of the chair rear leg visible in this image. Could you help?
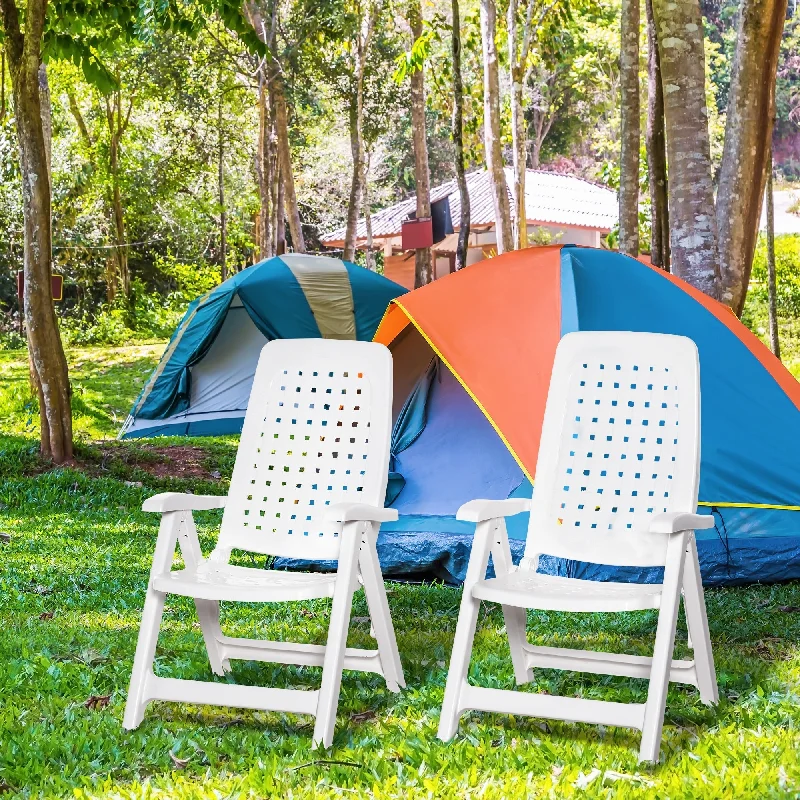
[359,528,405,691]
[639,534,688,763]
[123,587,166,730]
[682,535,718,705]
[502,605,532,685]
[312,526,360,749]
[194,599,230,676]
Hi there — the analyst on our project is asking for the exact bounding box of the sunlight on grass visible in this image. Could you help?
[0,343,165,441]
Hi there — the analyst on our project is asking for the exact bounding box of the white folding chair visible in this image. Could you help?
[438,331,718,762]
[123,339,405,748]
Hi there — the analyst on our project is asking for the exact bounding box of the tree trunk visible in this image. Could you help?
[409,0,433,286]
[508,0,526,250]
[2,0,73,463]
[344,98,364,262]
[481,0,513,253]
[766,146,780,359]
[256,71,273,260]
[109,129,129,298]
[618,0,640,256]
[652,0,720,298]
[343,9,374,263]
[363,151,375,270]
[645,0,669,269]
[106,90,131,300]
[273,77,305,253]
[276,160,286,255]
[716,0,786,315]
[452,0,471,270]
[218,84,227,282]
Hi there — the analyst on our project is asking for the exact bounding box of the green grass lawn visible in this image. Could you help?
[1,344,800,798]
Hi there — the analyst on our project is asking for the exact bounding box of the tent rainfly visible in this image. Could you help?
[120,254,407,439]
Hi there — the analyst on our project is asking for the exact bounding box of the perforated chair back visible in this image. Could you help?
[525,331,701,569]
[216,339,393,561]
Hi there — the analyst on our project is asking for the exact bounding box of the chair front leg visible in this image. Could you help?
[639,530,689,763]
[124,510,184,730]
[359,522,405,691]
[489,519,531,685]
[438,517,498,741]
[313,520,362,749]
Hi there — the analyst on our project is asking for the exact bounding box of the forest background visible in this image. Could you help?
[0,0,799,449]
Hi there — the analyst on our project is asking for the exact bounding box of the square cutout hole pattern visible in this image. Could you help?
[231,367,375,542]
[553,359,682,534]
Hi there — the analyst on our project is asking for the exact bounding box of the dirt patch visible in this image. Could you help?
[99,444,223,481]
[20,441,228,484]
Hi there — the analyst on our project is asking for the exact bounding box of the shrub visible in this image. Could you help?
[749,233,800,315]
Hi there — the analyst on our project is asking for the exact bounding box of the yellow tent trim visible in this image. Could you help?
[698,501,800,511]
[392,299,535,484]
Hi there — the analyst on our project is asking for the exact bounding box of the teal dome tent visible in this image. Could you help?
[120,254,407,439]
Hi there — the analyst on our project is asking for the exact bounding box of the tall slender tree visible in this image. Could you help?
[408,0,433,286]
[618,0,639,256]
[765,144,780,359]
[645,0,668,270]
[0,0,73,462]
[716,0,787,315]
[244,0,306,253]
[481,0,513,253]
[651,0,720,297]
[451,0,470,270]
[342,0,377,263]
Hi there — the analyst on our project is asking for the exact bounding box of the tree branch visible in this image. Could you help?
[66,88,93,148]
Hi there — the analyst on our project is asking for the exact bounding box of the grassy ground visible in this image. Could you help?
[1,344,800,798]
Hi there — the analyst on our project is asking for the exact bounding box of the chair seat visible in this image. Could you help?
[152,562,339,603]
[471,570,663,612]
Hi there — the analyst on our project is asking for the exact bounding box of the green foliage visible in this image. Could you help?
[749,234,800,316]
[1,345,800,797]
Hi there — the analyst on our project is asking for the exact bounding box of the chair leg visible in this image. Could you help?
[359,526,405,691]
[312,523,361,749]
[194,599,230,676]
[682,535,718,705]
[639,533,688,763]
[501,605,532,685]
[438,589,482,741]
[123,587,166,730]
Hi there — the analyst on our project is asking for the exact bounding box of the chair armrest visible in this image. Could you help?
[648,511,715,534]
[142,492,227,513]
[456,498,532,523]
[324,503,399,523]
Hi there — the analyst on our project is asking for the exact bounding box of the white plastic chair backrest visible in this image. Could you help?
[216,339,393,561]
[524,331,701,569]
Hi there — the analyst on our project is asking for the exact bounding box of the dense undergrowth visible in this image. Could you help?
[1,345,800,798]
